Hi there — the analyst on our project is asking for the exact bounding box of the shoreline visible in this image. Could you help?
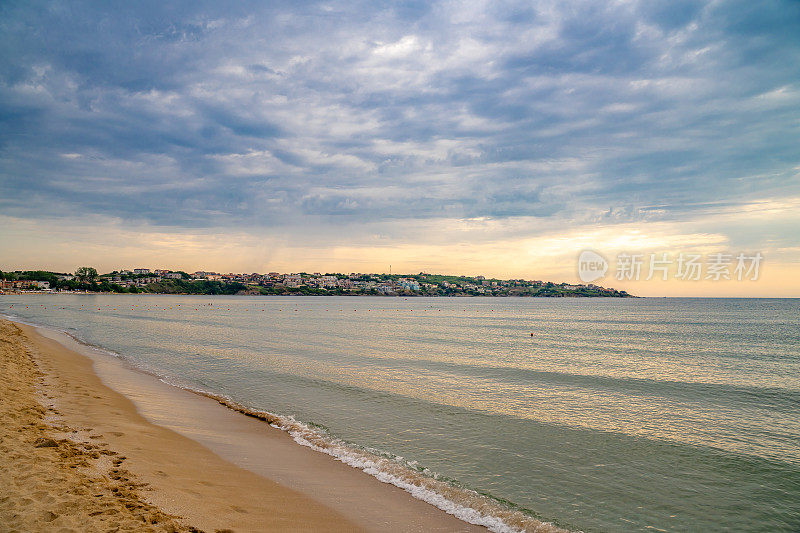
[0,319,188,532]
[2,317,541,532]
[1,318,362,532]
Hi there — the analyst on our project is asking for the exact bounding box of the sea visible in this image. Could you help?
[2,294,798,532]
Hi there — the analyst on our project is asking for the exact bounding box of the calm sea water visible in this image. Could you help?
[3,295,799,532]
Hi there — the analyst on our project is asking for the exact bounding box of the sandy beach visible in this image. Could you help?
[0,320,186,532]
[0,318,493,532]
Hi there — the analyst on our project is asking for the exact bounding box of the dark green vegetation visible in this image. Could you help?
[0,269,123,292]
[144,280,247,295]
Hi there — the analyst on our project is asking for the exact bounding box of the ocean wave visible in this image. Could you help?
[197,391,572,533]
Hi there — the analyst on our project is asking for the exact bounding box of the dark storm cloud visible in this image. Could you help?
[1,0,799,237]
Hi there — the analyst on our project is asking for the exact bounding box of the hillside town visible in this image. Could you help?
[0,267,631,297]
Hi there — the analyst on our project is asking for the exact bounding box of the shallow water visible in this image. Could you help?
[4,295,799,531]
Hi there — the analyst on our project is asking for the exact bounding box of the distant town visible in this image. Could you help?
[0,267,632,297]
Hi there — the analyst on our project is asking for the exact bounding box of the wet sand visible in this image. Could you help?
[1,319,489,532]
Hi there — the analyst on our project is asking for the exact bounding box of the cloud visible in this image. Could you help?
[1,0,799,285]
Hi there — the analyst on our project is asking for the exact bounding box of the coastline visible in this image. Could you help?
[1,317,528,532]
[1,318,362,532]
[0,319,187,532]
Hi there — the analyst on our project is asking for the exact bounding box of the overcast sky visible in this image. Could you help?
[2,0,799,295]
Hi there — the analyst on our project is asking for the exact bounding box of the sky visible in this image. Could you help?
[1,0,799,296]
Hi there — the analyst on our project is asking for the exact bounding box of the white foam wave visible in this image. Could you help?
[204,394,571,533]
